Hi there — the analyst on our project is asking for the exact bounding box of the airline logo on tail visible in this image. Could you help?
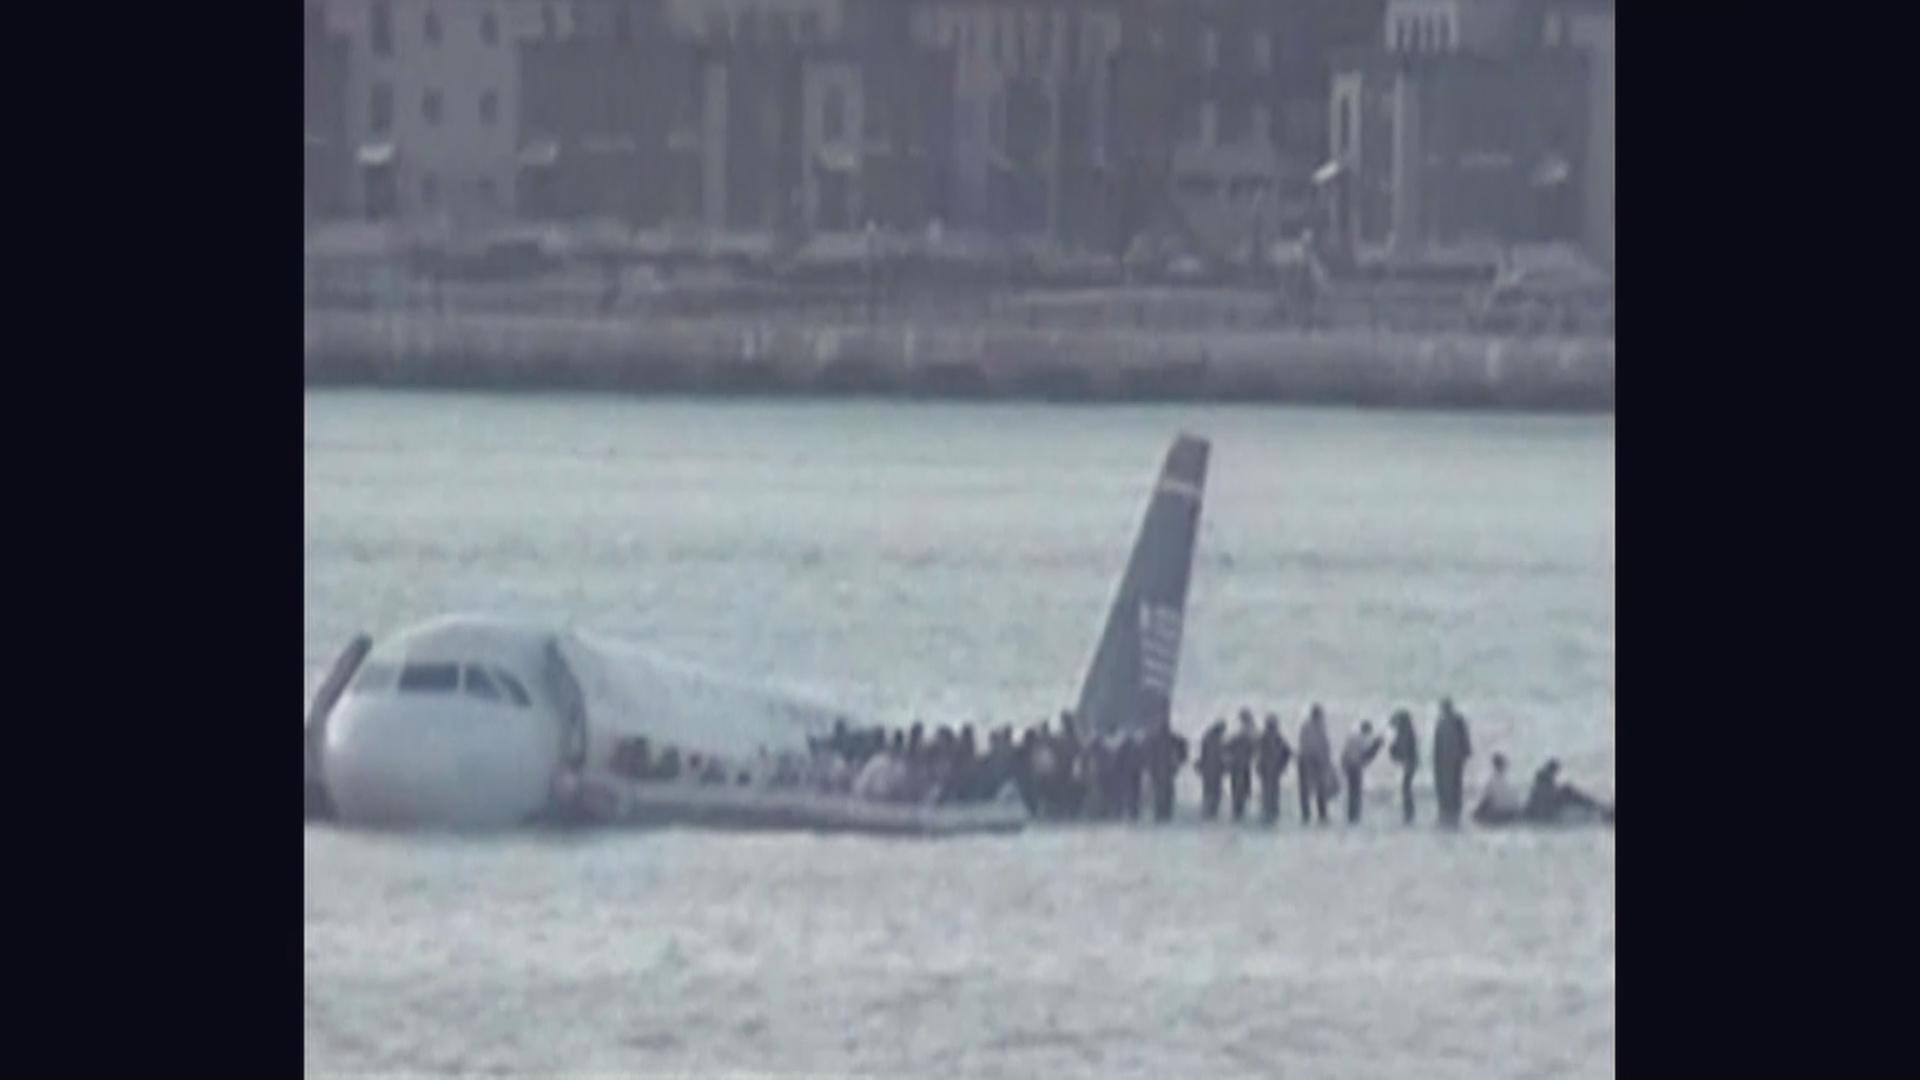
[1139,602,1183,697]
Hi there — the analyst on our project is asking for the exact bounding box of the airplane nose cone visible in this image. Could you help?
[321,700,554,830]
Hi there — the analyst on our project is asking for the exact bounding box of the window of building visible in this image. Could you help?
[423,88,443,126]
[481,10,499,46]
[463,665,503,702]
[371,1,393,58]
[1200,102,1217,147]
[543,4,557,39]
[615,4,632,43]
[370,82,393,134]
[421,173,440,207]
[800,12,820,44]
[397,661,458,693]
[988,93,1005,149]
[1219,101,1248,145]
[1199,26,1218,70]
[1339,97,1354,157]
[1251,104,1271,144]
[1253,33,1272,72]
[823,85,846,142]
[424,8,441,46]
[1175,174,1221,202]
[480,89,499,126]
[477,177,497,206]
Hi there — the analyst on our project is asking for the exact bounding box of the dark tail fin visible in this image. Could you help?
[1072,434,1209,740]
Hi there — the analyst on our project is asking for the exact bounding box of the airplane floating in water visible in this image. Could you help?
[303,434,1211,834]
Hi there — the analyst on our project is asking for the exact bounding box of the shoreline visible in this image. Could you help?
[304,310,1615,413]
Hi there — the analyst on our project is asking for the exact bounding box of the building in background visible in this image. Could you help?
[319,0,532,226]
[516,2,692,226]
[907,2,1126,249]
[1112,0,1383,263]
[300,0,1610,266]
[1545,0,1613,269]
[305,3,353,223]
[1326,0,1593,263]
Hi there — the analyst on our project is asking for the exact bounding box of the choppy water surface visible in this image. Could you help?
[305,392,1614,1078]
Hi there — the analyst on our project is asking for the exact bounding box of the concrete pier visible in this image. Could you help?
[303,311,1614,411]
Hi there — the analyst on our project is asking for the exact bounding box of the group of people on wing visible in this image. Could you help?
[604,697,1608,826]
[810,712,1195,821]
[1190,698,1608,827]
[1191,700,1470,825]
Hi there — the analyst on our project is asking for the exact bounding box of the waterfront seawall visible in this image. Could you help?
[303,311,1615,411]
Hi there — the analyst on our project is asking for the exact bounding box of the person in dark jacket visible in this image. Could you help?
[1255,714,1293,824]
[1055,711,1084,819]
[1387,710,1419,824]
[1083,737,1115,820]
[1147,724,1188,822]
[1524,758,1612,823]
[1225,711,1258,821]
[1432,699,1473,827]
[1195,721,1228,820]
[1115,734,1144,820]
[1014,726,1042,815]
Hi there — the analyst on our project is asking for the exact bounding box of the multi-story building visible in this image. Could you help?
[907,1,1125,248]
[515,1,948,239]
[515,2,692,226]
[1111,0,1383,262]
[1327,0,1593,260]
[319,0,533,225]
[307,0,1595,265]
[1543,0,1612,268]
[305,3,353,222]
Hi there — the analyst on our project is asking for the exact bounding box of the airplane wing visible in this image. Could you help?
[556,630,841,763]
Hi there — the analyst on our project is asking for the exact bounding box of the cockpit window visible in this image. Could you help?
[495,668,532,708]
[463,665,503,702]
[397,662,459,693]
[350,661,396,695]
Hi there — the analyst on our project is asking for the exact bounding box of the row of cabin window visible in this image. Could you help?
[352,660,533,708]
[368,86,497,132]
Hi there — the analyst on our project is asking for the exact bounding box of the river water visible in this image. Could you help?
[304,391,1614,1078]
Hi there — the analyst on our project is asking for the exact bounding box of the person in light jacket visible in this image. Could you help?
[1296,706,1338,824]
[1340,720,1385,823]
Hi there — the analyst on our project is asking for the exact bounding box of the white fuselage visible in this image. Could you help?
[321,617,567,829]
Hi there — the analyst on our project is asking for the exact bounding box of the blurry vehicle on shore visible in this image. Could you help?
[1470,255,1614,336]
[402,226,564,283]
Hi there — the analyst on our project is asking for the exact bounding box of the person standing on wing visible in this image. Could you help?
[1432,699,1473,827]
[1387,710,1419,824]
[1340,720,1385,823]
